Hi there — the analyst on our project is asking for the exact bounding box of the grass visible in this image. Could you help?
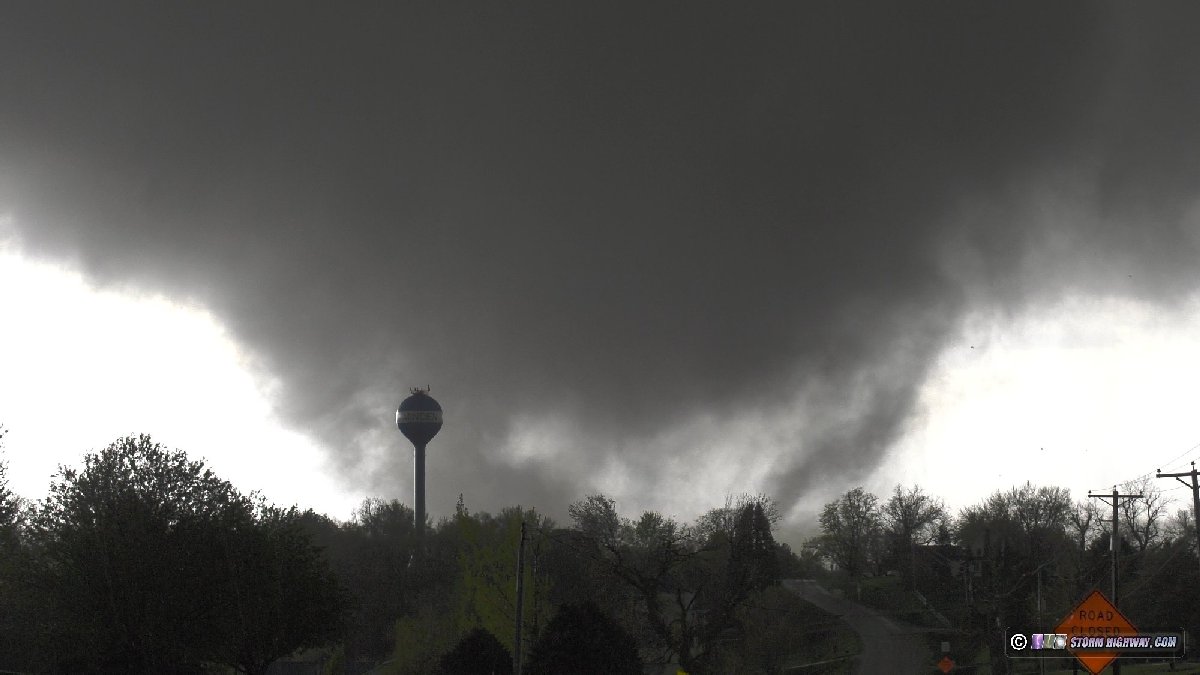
[961,646,1199,675]
[1041,661,1200,674]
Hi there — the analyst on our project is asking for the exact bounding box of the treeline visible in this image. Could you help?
[0,432,830,674]
[806,481,1200,670]
[349,493,811,674]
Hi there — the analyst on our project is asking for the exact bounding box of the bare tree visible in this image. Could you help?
[1119,476,1172,554]
[694,493,781,542]
[882,484,947,583]
[1067,499,1101,554]
[817,487,881,577]
[1008,483,1072,537]
[1163,507,1193,548]
[566,494,780,673]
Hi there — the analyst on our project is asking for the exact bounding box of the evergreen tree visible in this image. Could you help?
[526,602,642,675]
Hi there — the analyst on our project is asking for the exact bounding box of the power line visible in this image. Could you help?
[1114,440,1200,486]
[1158,440,1200,471]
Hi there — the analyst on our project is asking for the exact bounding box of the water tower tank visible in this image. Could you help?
[397,389,443,445]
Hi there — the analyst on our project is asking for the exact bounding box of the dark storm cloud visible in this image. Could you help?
[3,3,1200,525]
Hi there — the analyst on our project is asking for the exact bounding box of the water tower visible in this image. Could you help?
[396,387,442,533]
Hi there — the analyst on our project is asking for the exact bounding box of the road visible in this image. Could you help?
[784,579,931,675]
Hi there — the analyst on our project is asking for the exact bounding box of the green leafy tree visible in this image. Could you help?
[392,601,458,675]
[24,434,246,671]
[0,425,21,548]
[437,627,512,675]
[22,434,346,673]
[342,497,421,659]
[211,504,350,675]
[451,506,553,664]
[525,602,642,675]
[0,425,38,672]
[388,504,552,674]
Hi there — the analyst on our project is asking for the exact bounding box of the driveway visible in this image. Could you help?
[784,579,931,675]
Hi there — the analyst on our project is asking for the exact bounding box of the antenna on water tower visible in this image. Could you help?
[396,386,443,534]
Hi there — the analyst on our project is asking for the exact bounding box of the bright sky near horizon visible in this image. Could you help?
[0,246,362,521]
[6,240,1200,535]
[883,294,1200,510]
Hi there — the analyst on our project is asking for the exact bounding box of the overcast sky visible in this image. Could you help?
[3,3,1200,542]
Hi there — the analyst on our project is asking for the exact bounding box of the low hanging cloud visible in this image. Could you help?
[3,4,1200,529]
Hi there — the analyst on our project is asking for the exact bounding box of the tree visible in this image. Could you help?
[387,505,555,674]
[1065,498,1105,595]
[1067,499,1101,555]
[1007,482,1072,555]
[1164,506,1194,545]
[1119,476,1171,554]
[954,483,1076,675]
[212,504,350,675]
[23,435,244,671]
[882,484,947,585]
[727,500,780,595]
[525,602,643,675]
[565,494,782,673]
[677,500,784,672]
[0,425,20,548]
[694,493,781,543]
[696,493,787,587]
[438,627,512,675]
[22,434,346,673]
[342,497,422,659]
[568,495,710,668]
[450,506,553,665]
[816,487,881,577]
[0,425,38,673]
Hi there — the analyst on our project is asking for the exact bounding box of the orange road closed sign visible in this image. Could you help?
[937,655,955,672]
[1055,589,1138,674]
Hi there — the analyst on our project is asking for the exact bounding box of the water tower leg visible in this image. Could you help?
[416,443,426,533]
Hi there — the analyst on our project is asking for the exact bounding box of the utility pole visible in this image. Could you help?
[1037,566,1045,675]
[514,516,527,675]
[1156,462,1200,581]
[1089,487,1143,675]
